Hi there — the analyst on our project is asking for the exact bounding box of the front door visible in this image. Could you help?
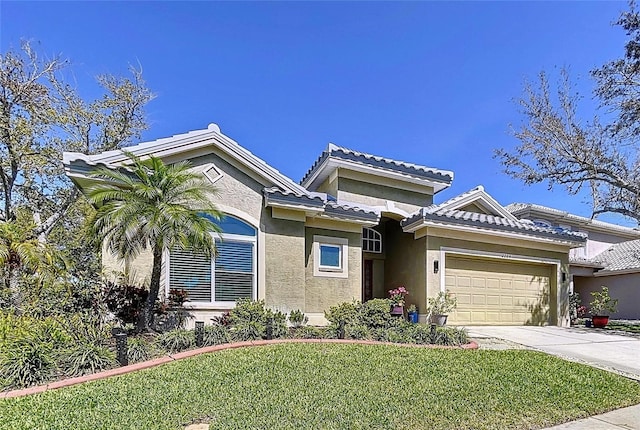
[363,259,373,302]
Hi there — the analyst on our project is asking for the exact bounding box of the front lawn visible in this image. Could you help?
[1,344,640,430]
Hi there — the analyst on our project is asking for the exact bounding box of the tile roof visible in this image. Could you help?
[263,187,380,223]
[301,143,453,186]
[402,205,587,243]
[590,239,640,272]
[506,203,640,238]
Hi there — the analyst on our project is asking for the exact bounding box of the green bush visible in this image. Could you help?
[232,321,265,341]
[288,309,308,327]
[127,337,158,363]
[324,301,360,327]
[293,325,324,339]
[345,324,370,340]
[0,334,56,389]
[202,325,231,346]
[155,329,195,353]
[59,343,117,376]
[230,299,267,325]
[358,298,393,329]
[265,308,288,339]
[411,324,432,345]
[432,326,468,346]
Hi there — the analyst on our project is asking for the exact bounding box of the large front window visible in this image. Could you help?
[168,215,257,305]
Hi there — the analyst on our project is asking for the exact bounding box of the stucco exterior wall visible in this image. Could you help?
[263,210,306,313]
[384,221,427,313]
[573,274,640,319]
[337,177,432,214]
[304,228,361,315]
[102,244,152,288]
[426,234,569,326]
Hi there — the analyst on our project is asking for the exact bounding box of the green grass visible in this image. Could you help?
[605,321,640,335]
[1,344,640,430]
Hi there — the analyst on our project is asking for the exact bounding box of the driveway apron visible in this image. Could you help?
[465,326,640,380]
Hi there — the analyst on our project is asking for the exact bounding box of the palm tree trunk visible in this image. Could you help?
[142,246,164,331]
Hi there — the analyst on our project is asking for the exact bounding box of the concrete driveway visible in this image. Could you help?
[466,326,640,380]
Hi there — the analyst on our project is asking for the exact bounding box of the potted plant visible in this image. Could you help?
[407,304,419,323]
[427,290,457,326]
[388,286,408,315]
[589,286,618,328]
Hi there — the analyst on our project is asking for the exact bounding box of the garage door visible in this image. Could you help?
[445,256,553,325]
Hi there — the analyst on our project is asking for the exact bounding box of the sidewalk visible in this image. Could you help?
[543,403,640,429]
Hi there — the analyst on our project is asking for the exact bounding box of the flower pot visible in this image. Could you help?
[592,315,609,328]
[430,314,448,326]
[391,305,404,315]
[407,311,419,323]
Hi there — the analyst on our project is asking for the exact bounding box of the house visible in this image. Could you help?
[507,203,640,319]
[63,123,587,327]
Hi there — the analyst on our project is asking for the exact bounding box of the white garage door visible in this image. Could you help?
[445,256,553,325]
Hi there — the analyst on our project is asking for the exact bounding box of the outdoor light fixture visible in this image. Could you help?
[434,260,439,274]
[562,272,567,283]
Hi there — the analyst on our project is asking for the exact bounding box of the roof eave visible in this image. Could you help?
[402,218,586,247]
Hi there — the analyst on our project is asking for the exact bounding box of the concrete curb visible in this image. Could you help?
[1,338,477,399]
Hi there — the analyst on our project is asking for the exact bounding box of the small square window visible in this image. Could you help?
[319,244,342,269]
[313,235,348,278]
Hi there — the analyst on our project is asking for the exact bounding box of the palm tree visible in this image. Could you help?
[0,221,67,312]
[87,152,222,330]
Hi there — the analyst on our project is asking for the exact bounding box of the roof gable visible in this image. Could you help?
[436,186,518,221]
[63,123,308,196]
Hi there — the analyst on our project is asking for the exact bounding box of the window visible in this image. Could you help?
[313,235,348,278]
[362,227,382,253]
[169,214,257,305]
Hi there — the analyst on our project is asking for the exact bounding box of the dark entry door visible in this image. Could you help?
[363,259,373,302]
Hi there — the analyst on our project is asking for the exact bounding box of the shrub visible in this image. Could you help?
[155,329,195,353]
[345,324,370,340]
[293,325,324,339]
[411,324,432,345]
[288,309,308,327]
[232,321,265,341]
[431,326,468,346]
[102,281,148,326]
[212,311,231,327]
[358,299,393,329]
[59,343,117,376]
[202,325,231,346]
[265,308,288,339]
[325,301,360,327]
[0,335,56,389]
[127,337,157,363]
[230,299,267,325]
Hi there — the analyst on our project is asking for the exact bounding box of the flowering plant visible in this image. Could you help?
[577,305,587,318]
[388,286,408,307]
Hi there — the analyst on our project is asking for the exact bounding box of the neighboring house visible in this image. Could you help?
[506,204,640,319]
[63,123,586,327]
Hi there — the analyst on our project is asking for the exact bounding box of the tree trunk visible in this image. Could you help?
[142,246,164,331]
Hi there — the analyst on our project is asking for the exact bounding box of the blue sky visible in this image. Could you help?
[1,1,632,224]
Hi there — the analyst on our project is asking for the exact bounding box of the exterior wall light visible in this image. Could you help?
[434,260,439,274]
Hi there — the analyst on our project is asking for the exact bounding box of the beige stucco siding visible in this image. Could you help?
[574,274,640,319]
[189,152,264,221]
[304,228,361,313]
[337,177,431,214]
[263,211,306,313]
